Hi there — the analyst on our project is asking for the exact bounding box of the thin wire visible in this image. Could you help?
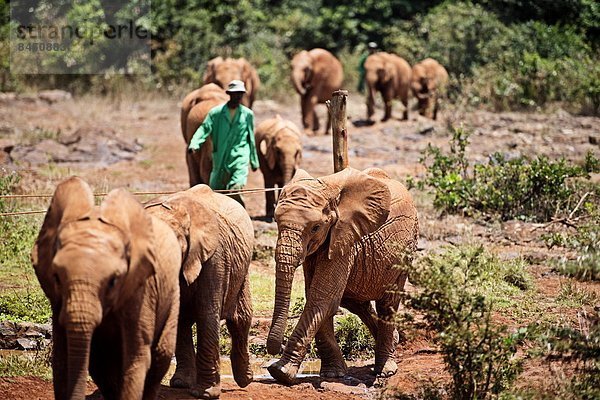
[0,187,283,217]
[0,187,281,199]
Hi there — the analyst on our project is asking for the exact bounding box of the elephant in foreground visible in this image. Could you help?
[266,167,419,384]
[411,58,448,120]
[203,56,260,108]
[32,177,182,400]
[255,115,303,219]
[145,184,254,399]
[364,52,412,121]
[181,84,228,186]
[291,48,343,134]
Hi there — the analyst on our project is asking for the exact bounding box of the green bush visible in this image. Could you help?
[401,245,527,399]
[415,126,599,221]
[334,314,374,360]
[0,290,51,324]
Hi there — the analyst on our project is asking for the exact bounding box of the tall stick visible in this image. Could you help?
[327,89,349,173]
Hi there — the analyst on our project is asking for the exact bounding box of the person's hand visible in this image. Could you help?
[187,147,196,154]
[251,166,258,172]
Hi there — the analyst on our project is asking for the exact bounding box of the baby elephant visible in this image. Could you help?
[411,58,448,120]
[145,185,254,399]
[255,115,303,219]
[32,177,182,400]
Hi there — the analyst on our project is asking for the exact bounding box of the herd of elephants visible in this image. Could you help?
[32,48,442,399]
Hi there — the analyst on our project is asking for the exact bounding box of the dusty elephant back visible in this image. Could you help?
[180,84,227,140]
[412,58,448,88]
[309,48,343,102]
[256,116,302,143]
[203,56,260,108]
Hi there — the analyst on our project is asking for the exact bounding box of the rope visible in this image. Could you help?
[0,187,283,217]
[0,187,281,199]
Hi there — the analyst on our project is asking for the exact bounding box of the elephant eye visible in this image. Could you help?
[108,275,118,289]
[311,224,321,233]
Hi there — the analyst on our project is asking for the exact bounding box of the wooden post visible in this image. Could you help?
[327,89,349,173]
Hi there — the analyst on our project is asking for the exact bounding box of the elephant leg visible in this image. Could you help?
[226,277,253,388]
[264,176,276,219]
[374,291,403,377]
[324,107,332,135]
[51,315,68,400]
[171,301,196,389]
[382,89,394,121]
[300,95,310,130]
[89,333,121,399]
[312,98,320,133]
[340,298,378,339]
[268,264,348,384]
[186,151,202,187]
[433,95,440,120]
[400,86,410,120]
[191,297,221,399]
[315,314,347,378]
[144,297,179,400]
[367,86,376,120]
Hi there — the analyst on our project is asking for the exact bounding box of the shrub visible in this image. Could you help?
[0,347,52,379]
[415,126,598,221]
[400,245,528,399]
[0,289,51,324]
[334,314,374,360]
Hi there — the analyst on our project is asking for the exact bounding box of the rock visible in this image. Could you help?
[295,382,316,391]
[38,89,72,104]
[0,321,52,350]
[320,381,369,395]
[0,92,17,103]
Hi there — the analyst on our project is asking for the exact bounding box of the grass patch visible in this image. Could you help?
[556,281,598,308]
[0,289,51,324]
[334,314,374,360]
[248,269,304,317]
[0,349,52,379]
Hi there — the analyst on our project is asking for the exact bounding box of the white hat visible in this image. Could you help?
[226,80,246,93]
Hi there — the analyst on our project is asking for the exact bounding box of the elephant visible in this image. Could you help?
[266,167,419,385]
[181,84,229,187]
[411,58,449,120]
[291,48,343,134]
[31,177,182,400]
[144,184,254,399]
[203,56,260,108]
[364,52,412,121]
[255,115,303,219]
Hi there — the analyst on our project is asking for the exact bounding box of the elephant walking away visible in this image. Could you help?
[203,56,260,108]
[364,52,412,121]
[181,84,229,187]
[255,115,303,219]
[411,58,449,120]
[266,167,419,384]
[291,48,343,134]
[32,177,182,400]
[145,184,254,399]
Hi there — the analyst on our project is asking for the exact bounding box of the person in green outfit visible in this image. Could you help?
[357,41,379,93]
[188,79,259,207]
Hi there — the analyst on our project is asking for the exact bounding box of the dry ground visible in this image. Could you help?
[0,91,599,399]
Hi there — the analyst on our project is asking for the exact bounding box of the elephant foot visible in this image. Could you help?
[374,359,398,378]
[170,374,193,389]
[267,359,299,385]
[231,356,253,388]
[190,383,221,399]
[319,361,347,379]
[381,116,390,122]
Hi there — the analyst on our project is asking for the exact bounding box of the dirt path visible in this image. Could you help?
[1,92,599,399]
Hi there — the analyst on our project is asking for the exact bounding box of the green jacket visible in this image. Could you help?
[188,103,259,190]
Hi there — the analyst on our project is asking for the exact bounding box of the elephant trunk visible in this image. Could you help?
[281,157,296,186]
[267,229,303,355]
[61,284,102,400]
[292,71,306,96]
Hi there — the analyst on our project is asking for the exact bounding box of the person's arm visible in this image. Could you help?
[188,112,214,152]
[247,112,259,171]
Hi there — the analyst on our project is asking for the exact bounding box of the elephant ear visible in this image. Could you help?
[100,189,156,309]
[259,137,277,170]
[240,58,259,94]
[323,168,391,259]
[290,168,314,184]
[32,176,95,302]
[167,190,219,285]
[203,56,223,84]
